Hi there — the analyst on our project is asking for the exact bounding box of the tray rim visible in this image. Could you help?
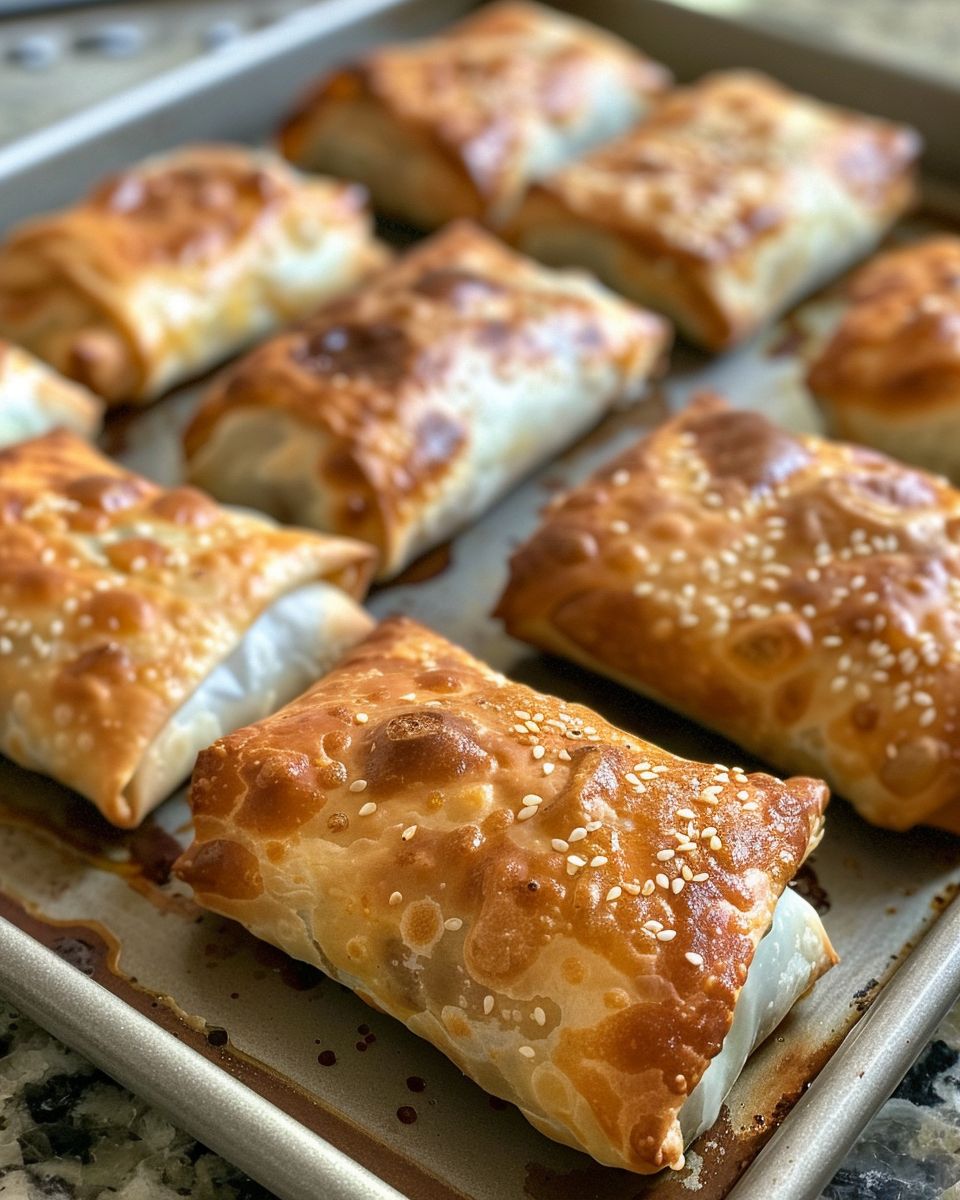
[2,2,960,1198]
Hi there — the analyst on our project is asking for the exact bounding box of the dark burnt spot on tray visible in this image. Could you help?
[396,1105,418,1124]
[406,1076,426,1093]
[790,862,831,914]
[128,819,183,886]
[206,1027,229,1048]
[893,1039,959,1107]
[318,1050,337,1067]
[523,1161,634,1200]
[51,936,98,977]
[355,1041,368,1052]
[290,321,413,385]
[853,978,880,1014]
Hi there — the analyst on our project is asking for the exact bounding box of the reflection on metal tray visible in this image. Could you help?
[1,3,960,1200]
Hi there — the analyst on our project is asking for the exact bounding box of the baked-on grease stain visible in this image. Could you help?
[406,1076,426,1093]
[206,1027,228,1047]
[317,1050,337,1067]
[396,1105,418,1125]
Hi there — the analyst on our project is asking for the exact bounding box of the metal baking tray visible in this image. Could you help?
[2,3,960,1199]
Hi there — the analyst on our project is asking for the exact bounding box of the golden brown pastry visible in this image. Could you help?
[497,393,960,832]
[0,340,103,446]
[183,221,670,580]
[0,144,386,405]
[0,431,376,827]
[176,616,833,1174]
[808,236,960,479]
[278,1,670,228]
[508,71,919,349]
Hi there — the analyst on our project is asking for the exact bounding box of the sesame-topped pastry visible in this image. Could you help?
[0,341,103,447]
[808,237,960,480]
[507,71,919,350]
[277,1,670,229]
[176,615,833,1174]
[184,221,670,580]
[0,431,375,827]
[497,393,960,831]
[0,144,387,405]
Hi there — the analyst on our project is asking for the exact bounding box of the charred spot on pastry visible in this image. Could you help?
[177,838,264,900]
[690,406,810,491]
[238,750,323,835]
[290,321,413,385]
[363,709,493,793]
[411,267,504,308]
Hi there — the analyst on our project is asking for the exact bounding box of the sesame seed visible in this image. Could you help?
[532,745,545,760]
[701,827,717,839]
[657,929,677,942]
[737,790,749,800]
[355,712,369,724]
[656,849,675,861]
[919,708,937,727]
[623,882,642,895]
[681,865,693,881]
[586,821,602,832]
[349,780,368,793]
[522,794,543,807]
[606,886,622,902]
[590,855,608,867]
[676,808,696,820]
[685,952,704,966]
[533,1006,546,1026]
[644,919,663,932]
[401,824,418,841]
[742,801,759,811]
[518,1046,535,1059]
[551,838,569,852]
[709,836,722,850]
[518,806,538,821]
[542,762,555,776]
[444,918,463,931]
[656,873,669,889]
[568,827,587,842]
[399,693,416,701]
[567,855,586,868]
[358,802,377,817]
[515,710,531,721]
[677,841,697,853]
[641,880,656,896]
[558,749,572,762]
[483,995,495,1015]
[693,872,709,882]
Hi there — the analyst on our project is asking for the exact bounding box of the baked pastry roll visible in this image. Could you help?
[184,221,670,580]
[0,431,375,827]
[0,144,386,405]
[0,341,103,447]
[497,392,960,832]
[278,1,670,228]
[808,237,960,479]
[176,616,833,1174]
[508,71,919,350]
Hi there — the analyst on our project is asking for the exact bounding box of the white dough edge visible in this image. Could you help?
[126,581,374,813]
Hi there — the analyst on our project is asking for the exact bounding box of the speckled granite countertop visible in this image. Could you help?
[1,991,959,1200]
